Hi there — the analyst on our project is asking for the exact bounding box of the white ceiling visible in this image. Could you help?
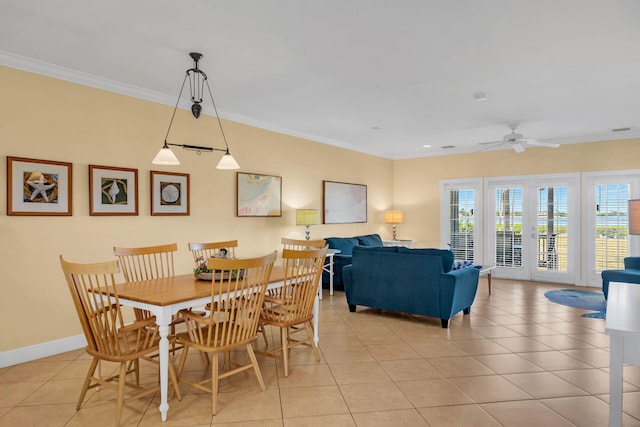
[1,0,639,159]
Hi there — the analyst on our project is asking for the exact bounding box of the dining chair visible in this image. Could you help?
[188,240,238,265]
[258,246,327,377]
[175,251,277,415]
[113,242,191,357]
[59,255,181,426]
[113,243,178,322]
[281,237,326,250]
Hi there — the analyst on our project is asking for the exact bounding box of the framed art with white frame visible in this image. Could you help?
[150,170,190,216]
[7,156,73,216]
[89,165,138,216]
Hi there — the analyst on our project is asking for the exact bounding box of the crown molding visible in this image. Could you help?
[0,49,381,158]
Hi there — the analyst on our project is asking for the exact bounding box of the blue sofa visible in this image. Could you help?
[322,233,383,290]
[343,246,479,328]
[602,256,640,299]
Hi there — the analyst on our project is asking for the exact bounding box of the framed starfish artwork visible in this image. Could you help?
[89,165,138,216]
[7,156,73,216]
[150,171,190,216]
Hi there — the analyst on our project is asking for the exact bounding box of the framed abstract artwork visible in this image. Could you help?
[323,180,367,224]
[236,172,282,217]
[150,170,190,216]
[89,165,138,216]
[7,156,73,216]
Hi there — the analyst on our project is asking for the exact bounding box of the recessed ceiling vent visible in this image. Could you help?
[441,145,456,149]
[612,127,631,132]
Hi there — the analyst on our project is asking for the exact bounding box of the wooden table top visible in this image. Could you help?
[113,265,285,306]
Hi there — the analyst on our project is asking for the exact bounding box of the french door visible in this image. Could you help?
[582,171,640,287]
[485,174,579,284]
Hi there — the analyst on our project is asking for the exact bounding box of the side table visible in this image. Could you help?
[320,248,341,299]
[479,265,496,294]
[382,239,414,248]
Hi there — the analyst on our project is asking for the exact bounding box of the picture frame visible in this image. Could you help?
[7,156,73,216]
[236,172,282,217]
[150,171,190,216]
[323,180,367,224]
[89,165,138,216]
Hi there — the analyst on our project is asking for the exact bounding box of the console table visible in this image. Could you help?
[383,239,414,248]
[605,281,640,426]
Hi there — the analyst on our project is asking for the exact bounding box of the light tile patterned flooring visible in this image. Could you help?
[2,278,640,426]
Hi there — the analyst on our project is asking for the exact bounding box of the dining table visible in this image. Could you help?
[108,265,320,422]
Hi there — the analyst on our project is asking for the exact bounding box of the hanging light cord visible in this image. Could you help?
[163,74,189,145]
[204,78,231,154]
[162,69,231,155]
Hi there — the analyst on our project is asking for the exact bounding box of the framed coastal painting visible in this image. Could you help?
[7,156,73,216]
[89,165,138,216]
[236,172,282,217]
[323,180,367,224]
[150,171,190,216]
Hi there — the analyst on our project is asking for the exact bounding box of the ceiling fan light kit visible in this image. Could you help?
[478,125,560,153]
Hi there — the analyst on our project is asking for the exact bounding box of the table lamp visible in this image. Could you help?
[384,211,403,240]
[296,209,320,240]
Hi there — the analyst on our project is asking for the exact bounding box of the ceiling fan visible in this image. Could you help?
[479,125,560,153]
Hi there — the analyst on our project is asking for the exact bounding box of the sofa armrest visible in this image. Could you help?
[624,257,640,270]
[438,267,480,319]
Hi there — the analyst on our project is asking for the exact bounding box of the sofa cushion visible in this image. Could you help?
[353,246,399,255]
[357,234,383,247]
[326,237,360,256]
[398,247,454,273]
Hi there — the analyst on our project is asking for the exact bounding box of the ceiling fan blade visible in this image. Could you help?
[513,142,526,153]
[523,140,560,148]
[478,140,505,146]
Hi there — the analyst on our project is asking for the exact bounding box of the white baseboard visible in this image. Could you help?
[0,335,86,368]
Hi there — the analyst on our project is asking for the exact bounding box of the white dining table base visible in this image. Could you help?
[116,281,319,422]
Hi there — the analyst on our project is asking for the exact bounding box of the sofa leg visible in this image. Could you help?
[440,318,448,328]
[348,304,356,312]
[463,307,470,315]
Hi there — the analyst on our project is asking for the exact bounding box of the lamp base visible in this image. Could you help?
[392,225,397,240]
[305,226,311,241]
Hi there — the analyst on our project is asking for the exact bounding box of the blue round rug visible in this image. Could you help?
[544,289,606,319]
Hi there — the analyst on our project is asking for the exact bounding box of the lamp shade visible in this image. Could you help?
[384,211,403,224]
[216,153,240,170]
[296,209,320,226]
[152,147,180,165]
[629,200,640,235]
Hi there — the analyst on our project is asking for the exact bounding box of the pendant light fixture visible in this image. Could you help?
[152,52,240,169]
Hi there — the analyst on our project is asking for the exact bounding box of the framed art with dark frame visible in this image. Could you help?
[7,156,73,216]
[323,180,367,224]
[236,172,282,217]
[150,170,190,216]
[89,165,138,216]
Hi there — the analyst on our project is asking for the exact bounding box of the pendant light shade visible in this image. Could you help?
[216,152,240,169]
[153,52,240,170]
[152,144,181,165]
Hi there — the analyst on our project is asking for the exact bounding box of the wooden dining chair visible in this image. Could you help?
[113,242,190,357]
[113,243,178,322]
[188,240,238,264]
[258,247,327,377]
[281,237,326,250]
[175,251,277,415]
[59,255,181,426]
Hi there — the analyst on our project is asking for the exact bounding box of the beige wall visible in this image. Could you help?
[0,66,393,352]
[2,65,638,356]
[393,139,640,248]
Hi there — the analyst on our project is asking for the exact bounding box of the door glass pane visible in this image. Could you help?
[595,184,629,271]
[495,188,522,268]
[449,189,475,261]
[537,186,568,271]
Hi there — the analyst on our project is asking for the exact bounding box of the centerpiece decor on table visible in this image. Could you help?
[194,252,244,280]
